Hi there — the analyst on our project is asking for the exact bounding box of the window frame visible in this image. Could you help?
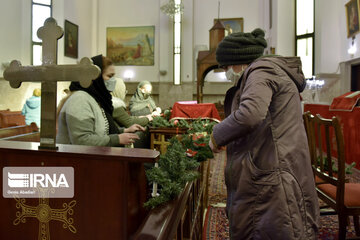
[295,0,315,78]
[173,0,182,85]
[31,0,52,65]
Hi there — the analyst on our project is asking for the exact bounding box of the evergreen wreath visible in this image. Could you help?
[145,117,218,209]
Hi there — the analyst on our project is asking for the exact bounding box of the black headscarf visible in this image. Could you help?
[69,55,120,134]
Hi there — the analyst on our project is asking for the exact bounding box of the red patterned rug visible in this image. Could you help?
[203,207,359,240]
[204,152,360,239]
[318,214,357,239]
[203,206,229,240]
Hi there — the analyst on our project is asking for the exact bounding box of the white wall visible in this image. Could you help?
[194,0,263,48]
[0,0,31,77]
[54,0,95,64]
[97,0,162,83]
[1,0,359,109]
[315,0,342,74]
[275,0,295,56]
[0,0,95,110]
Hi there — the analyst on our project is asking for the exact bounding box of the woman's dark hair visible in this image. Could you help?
[102,56,113,71]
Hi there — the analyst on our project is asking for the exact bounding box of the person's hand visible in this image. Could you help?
[155,107,162,113]
[145,114,153,121]
[151,111,160,117]
[209,138,223,153]
[125,124,145,133]
[118,133,139,145]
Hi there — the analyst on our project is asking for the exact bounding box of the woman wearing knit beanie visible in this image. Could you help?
[209,28,319,239]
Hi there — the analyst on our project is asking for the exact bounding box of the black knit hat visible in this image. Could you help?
[216,28,267,67]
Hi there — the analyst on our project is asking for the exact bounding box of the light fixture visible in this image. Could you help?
[348,36,357,55]
[306,76,325,88]
[160,0,184,18]
[123,70,134,81]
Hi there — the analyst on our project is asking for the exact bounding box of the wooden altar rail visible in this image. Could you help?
[0,141,160,240]
[133,161,209,240]
[0,122,38,138]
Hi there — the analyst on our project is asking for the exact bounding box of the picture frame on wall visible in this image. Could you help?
[345,0,360,38]
[106,26,155,66]
[64,20,79,58]
[214,18,244,36]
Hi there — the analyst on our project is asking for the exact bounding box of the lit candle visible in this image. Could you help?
[151,162,159,197]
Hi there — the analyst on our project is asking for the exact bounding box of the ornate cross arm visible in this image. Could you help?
[4,58,100,89]
[2,17,101,149]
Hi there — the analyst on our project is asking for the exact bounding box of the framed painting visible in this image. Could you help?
[64,20,78,58]
[106,26,155,66]
[214,18,244,36]
[345,0,360,38]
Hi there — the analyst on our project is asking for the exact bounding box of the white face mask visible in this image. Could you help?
[104,76,117,92]
[225,67,243,82]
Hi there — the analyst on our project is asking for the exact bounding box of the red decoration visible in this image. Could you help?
[330,91,360,111]
[170,102,221,121]
[186,149,198,157]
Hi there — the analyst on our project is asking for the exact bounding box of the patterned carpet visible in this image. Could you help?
[204,151,360,240]
[208,152,227,206]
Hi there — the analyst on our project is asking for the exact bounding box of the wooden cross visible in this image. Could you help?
[13,188,77,240]
[3,17,100,149]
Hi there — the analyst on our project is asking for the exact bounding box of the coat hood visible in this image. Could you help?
[25,96,41,109]
[245,56,306,93]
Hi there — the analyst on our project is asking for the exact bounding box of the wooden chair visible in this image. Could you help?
[306,113,360,240]
[303,111,325,186]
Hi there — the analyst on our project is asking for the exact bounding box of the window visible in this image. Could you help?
[173,0,182,85]
[295,0,314,78]
[32,0,52,65]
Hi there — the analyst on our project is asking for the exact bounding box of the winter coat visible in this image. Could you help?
[56,91,122,146]
[21,96,41,127]
[112,96,149,128]
[212,56,319,239]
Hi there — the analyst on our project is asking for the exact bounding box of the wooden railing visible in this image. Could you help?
[133,161,209,240]
[0,131,40,142]
[0,122,38,138]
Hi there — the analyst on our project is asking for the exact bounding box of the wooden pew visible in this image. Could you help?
[0,122,38,139]
[0,110,26,128]
[0,141,159,240]
[1,132,40,142]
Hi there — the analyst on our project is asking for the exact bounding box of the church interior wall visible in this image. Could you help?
[315,0,342,75]
[274,0,295,56]
[0,0,95,111]
[0,0,30,71]
[0,0,359,111]
[97,0,162,83]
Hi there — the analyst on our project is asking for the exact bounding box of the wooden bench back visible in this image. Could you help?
[0,111,26,128]
[0,122,38,138]
[1,131,40,142]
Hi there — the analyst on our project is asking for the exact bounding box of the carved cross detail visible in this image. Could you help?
[13,188,77,240]
[4,17,100,149]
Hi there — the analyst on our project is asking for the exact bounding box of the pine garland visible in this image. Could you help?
[144,116,218,209]
[144,138,200,208]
